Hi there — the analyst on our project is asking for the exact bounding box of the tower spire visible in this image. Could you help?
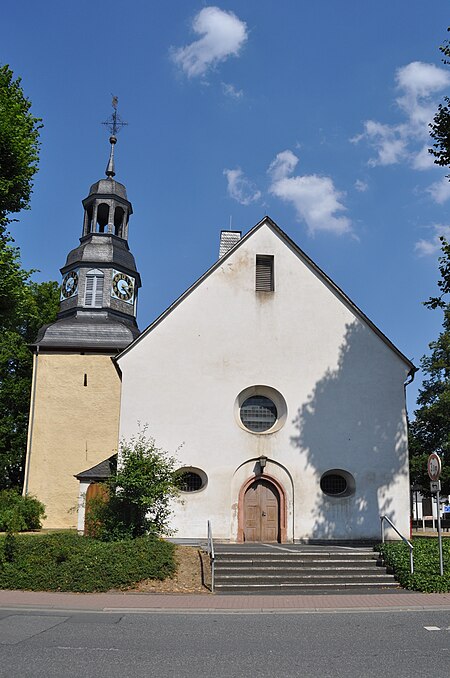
[102,96,128,179]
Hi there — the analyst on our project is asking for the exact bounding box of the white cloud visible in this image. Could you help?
[411,144,435,170]
[171,7,248,78]
[268,150,351,236]
[354,179,369,192]
[267,149,299,182]
[415,224,450,256]
[224,168,261,205]
[396,61,449,108]
[222,82,243,99]
[352,61,450,169]
[427,177,450,204]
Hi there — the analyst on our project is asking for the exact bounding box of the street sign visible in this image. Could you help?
[428,453,442,481]
[427,454,445,576]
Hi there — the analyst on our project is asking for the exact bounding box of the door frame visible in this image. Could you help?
[237,474,287,543]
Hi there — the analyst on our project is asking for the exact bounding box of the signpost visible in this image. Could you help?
[428,453,444,576]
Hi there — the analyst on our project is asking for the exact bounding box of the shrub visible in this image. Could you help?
[0,489,45,531]
[87,429,180,541]
[0,532,175,592]
[377,537,450,592]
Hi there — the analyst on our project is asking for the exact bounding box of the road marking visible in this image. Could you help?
[424,626,441,631]
[57,646,120,651]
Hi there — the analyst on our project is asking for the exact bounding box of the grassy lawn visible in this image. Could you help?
[377,537,450,592]
[0,532,175,592]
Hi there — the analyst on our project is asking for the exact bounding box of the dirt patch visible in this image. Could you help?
[132,546,211,594]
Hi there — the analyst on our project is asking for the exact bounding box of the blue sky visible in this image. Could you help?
[2,1,450,412]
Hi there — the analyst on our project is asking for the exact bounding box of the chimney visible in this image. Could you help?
[219,230,241,258]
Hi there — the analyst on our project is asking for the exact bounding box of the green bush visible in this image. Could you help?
[0,532,175,592]
[377,538,450,592]
[0,489,46,531]
[87,429,180,541]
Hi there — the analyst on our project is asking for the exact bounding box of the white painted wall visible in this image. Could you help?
[77,480,90,534]
[117,220,412,542]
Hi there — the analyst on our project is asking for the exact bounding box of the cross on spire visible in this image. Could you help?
[102,95,128,137]
[102,96,128,178]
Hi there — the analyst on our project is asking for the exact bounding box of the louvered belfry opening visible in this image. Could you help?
[84,271,104,307]
[255,255,274,292]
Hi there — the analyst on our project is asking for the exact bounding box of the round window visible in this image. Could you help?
[177,468,208,493]
[240,395,277,432]
[320,470,355,497]
[235,386,287,435]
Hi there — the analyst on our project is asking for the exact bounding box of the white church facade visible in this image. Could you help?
[116,218,415,542]
[24,129,416,543]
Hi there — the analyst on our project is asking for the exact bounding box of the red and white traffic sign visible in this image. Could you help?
[427,453,442,481]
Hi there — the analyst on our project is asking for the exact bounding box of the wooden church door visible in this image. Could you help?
[84,482,108,535]
[243,479,280,542]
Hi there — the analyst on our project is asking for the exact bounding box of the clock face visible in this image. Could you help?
[61,270,79,300]
[111,271,134,303]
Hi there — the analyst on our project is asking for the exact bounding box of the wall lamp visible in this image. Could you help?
[259,455,268,473]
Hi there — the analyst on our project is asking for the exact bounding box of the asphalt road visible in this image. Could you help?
[0,608,449,677]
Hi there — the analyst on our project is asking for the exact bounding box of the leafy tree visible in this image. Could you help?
[0,65,59,489]
[411,29,450,494]
[86,430,181,540]
[0,242,59,488]
[409,237,450,495]
[429,28,450,173]
[0,64,42,238]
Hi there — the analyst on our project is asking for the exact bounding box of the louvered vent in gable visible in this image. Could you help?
[84,269,104,307]
[255,255,274,292]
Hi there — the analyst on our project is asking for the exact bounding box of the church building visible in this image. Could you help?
[23,130,416,543]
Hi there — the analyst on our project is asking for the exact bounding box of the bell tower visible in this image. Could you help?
[23,101,141,528]
[37,103,140,351]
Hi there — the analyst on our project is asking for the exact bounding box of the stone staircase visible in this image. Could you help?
[213,545,399,594]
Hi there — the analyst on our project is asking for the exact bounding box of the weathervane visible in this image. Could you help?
[102,96,127,178]
[102,95,128,137]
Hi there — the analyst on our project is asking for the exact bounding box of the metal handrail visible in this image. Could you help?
[207,520,215,592]
[380,515,414,574]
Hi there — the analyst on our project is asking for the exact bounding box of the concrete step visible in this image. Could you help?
[215,569,386,582]
[215,553,378,562]
[215,570,390,583]
[214,584,400,594]
[212,547,397,594]
[215,559,381,568]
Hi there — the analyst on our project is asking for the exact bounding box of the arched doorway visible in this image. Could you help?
[244,479,280,542]
[237,473,287,544]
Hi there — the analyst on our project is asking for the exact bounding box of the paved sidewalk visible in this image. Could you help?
[1,589,450,613]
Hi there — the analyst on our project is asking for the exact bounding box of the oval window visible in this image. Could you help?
[320,470,355,497]
[177,468,207,493]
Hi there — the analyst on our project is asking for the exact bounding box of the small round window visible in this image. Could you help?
[320,470,355,497]
[177,468,207,493]
[240,395,277,432]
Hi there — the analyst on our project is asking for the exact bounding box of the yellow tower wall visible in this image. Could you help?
[24,352,121,529]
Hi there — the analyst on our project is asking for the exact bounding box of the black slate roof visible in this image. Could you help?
[75,454,117,480]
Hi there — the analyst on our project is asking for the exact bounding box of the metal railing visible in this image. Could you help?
[380,515,414,574]
[207,520,215,592]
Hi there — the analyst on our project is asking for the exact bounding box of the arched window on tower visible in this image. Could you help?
[114,206,124,237]
[86,205,93,233]
[84,269,104,307]
[96,203,109,233]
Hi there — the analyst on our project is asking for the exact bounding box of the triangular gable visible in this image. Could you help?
[115,216,416,372]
